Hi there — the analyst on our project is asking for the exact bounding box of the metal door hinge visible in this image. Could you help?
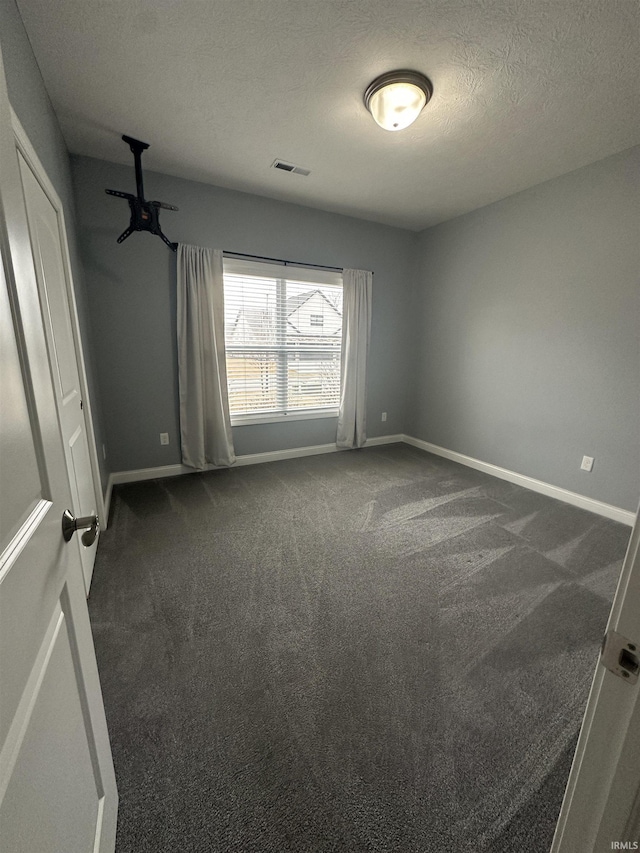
[601,630,639,684]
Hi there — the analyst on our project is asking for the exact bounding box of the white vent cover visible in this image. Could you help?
[272,159,310,176]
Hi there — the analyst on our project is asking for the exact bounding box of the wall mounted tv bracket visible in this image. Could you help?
[105,135,178,252]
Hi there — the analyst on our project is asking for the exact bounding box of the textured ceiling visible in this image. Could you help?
[15,0,640,230]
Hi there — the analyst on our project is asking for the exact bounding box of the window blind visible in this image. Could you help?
[223,258,343,421]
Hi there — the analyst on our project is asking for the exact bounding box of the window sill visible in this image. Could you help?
[231,408,339,427]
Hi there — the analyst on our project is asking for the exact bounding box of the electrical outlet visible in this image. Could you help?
[581,455,594,472]
[160,432,170,446]
[381,412,387,422]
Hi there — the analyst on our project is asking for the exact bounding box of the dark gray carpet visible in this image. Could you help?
[88,444,630,853]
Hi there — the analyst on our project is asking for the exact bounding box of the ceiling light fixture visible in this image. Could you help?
[364,70,433,131]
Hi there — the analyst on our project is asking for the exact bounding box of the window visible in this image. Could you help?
[223,258,343,424]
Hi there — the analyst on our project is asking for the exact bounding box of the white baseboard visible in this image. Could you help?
[361,434,404,447]
[402,435,636,527]
[103,433,634,528]
[104,434,404,515]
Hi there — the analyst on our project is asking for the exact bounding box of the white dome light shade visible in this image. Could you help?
[368,82,426,130]
[364,70,433,132]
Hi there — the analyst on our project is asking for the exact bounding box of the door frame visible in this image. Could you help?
[11,108,106,531]
[552,506,640,850]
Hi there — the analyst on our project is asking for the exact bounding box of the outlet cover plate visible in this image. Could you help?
[581,455,594,472]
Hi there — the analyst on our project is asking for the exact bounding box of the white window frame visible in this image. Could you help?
[223,257,343,426]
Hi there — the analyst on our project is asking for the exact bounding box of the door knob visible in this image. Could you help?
[62,509,99,547]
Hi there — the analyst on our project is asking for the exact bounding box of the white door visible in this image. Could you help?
[552,509,640,851]
[0,44,117,853]
[16,140,100,593]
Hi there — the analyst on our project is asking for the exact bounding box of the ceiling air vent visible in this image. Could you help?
[272,159,310,176]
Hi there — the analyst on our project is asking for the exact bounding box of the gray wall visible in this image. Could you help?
[409,146,640,512]
[71,155,416,473]
[0,0,107,489]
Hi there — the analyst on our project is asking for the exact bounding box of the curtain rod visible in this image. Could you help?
[223,250,373,276]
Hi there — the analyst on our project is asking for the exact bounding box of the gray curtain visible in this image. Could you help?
[336,268,373,449]
[177,244,236,469]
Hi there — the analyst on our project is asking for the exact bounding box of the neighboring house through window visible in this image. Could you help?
[223,257,343,423]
